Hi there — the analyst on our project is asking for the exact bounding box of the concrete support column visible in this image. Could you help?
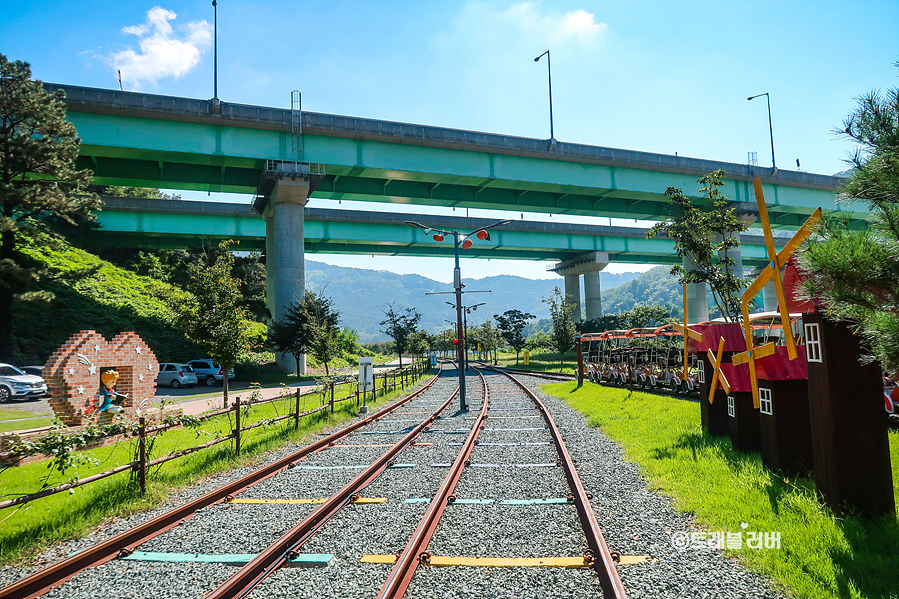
[717,231,744,279]
[265,213,274,322]
[564,273,582,323]
[683,253,709,324]
[270,178,311,374]
[584,270,602,321]
[763,279,778,312]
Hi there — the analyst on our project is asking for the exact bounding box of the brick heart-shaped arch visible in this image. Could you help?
[44,331,159,427]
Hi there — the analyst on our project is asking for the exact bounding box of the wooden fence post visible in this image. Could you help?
[355,383,360,407]
[330,381,335,413]
[138,416,147,496]
[294,389,301,429]
[234,397,241,457]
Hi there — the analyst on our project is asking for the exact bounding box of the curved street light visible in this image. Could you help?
[747,92,776,172]
[534,50,555,149]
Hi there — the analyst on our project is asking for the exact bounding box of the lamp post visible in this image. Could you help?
[212,0,219,102]
[747,92,775,171]
[406,218,511,410]
[446,301,486,372]
[534,50,555,146]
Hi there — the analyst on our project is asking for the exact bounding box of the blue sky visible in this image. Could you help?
[2,1,897,283]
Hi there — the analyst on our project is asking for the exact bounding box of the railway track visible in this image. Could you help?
[1,362,627,599]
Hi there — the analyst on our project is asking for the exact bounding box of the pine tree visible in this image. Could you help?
[798,60,899,368]
[0,54,99,361]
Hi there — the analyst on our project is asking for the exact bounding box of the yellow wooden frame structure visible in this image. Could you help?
[732,176,822,408]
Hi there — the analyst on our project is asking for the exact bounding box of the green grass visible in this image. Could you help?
[542,381,899,599]
[495,350,577,374]
[0,418,55,434]
[0,372,434,564]
[0,407,55,433]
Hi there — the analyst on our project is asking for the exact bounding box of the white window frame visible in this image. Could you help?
[727,395,736,418]
[804,322,822,363]
[697,365,705,384]
[759,387,773,416]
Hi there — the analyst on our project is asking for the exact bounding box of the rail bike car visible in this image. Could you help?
[579,325,699,394]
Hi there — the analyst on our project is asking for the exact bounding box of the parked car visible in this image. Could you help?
[0,363,48,403]
[187,360,236,387]
[156,363,198,389]
[19,366,49,396]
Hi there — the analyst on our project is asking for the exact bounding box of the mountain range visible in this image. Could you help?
[304,261,643,342]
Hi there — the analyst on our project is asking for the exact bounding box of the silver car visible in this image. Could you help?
[0,363,48,403]
[156,363,198,389]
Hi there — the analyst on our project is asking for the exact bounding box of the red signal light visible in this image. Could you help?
[453,339,459,345]
[433,234,444,242]
[476,229,489,240]
[461,239,473,250]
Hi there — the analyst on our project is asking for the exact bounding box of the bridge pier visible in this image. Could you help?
[683,253,709,324]
[266,177,311,374]
[563,274,582,323]
[550,252,609,325]
[583,270,602,321]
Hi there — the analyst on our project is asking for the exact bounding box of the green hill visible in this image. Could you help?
[601,265,682,316]
[12,241,204,365]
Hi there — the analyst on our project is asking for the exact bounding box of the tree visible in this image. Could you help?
[525,331,551,352]
[268,300,308,374]
[408,329,431,361]
[379,302,421,368]
[89,185,181,200]
[168,241,256,406]
[544,287,577,371]
[476,321,502,364]
[646,170,748,322]
[798,61,899,369]
[268,289,340,374]
[302,291,341,375]
[494,309,535,364]
[0,54,100,361]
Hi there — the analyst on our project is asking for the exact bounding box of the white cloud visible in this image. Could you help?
[111,7,212,90]
[444,2,608,48]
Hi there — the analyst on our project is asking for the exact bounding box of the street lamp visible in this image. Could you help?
[747,92,775,172]
[446,301,486,372]
[406,218,511,410]
[212,0,219,102]
[534,50,555,149]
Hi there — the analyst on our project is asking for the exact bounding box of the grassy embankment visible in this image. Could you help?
[542,381,899,599]
[0,373,434,564]
[495,350,578,374]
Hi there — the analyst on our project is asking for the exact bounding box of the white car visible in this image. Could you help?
[0,363,48,403]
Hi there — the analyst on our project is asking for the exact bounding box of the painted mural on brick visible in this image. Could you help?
[43,331,159,426]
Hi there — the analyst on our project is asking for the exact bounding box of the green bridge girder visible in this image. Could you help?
[92,198,785,268]
[53,84,864,231]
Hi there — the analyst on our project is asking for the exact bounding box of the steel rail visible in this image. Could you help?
[204,385,461,599]
[377,369,490,599]
[498,369,627,599]
[0,368,442,599]
[481,362,698,399]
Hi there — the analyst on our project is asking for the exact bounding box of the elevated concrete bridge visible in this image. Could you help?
[95,197,788,268]
[49,83,855,371]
